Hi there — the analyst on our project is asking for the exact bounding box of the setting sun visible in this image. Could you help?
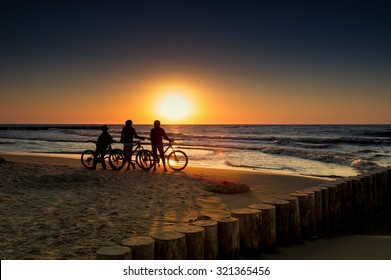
[156,92,193,122]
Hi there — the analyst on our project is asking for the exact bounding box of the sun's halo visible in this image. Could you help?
[156,92,193,122]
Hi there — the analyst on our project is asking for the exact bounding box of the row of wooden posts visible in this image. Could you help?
[96,167,391,260]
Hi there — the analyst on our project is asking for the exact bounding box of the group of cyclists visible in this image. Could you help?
[92,120,172,171]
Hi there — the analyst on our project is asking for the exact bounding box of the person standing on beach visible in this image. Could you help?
[120,120,146,170]
[93,125,113,170]
[150,120,172,172]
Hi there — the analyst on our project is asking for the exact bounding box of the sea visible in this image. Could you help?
[1,124,390,179]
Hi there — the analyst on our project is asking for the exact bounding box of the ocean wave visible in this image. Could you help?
[1,124,389,177]
[225,161,298,173]
[358,131,391,138]
[0,141,15,145]
[225,161,263,170]
[0,136,93,144]
[3,129,390,147]
[174,133,391,146]
[350,159,378,171]
[175,142,380,169]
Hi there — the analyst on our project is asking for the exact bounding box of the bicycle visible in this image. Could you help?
[152,140,188,171]
[129,140,154,170]
[81,142,125,170]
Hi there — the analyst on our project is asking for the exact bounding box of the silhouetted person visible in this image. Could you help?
[150,120,172,171]
[120,119,146,170]
[92,125,113,170]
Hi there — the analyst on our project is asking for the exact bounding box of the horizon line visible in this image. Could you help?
[1,123,390,126]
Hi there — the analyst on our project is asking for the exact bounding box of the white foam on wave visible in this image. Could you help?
[351,158,377,171]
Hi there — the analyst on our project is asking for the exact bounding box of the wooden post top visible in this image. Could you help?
[275,195,299,201]
[152,231,185,241]
[248,203,275,210]
[290,192,309,197]
[96,246,131,258]
[231,208,261,215]
[121,236,155,247]
[263,198,289,205]
[192,219,217,227]
[215,216,238,223]
[174,224,205,234]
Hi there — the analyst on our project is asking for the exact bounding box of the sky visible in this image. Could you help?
[1,0,390,124]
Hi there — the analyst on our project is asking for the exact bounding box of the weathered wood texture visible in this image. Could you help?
[231,208,262,259]
[121,236,155,260]
[192,219,219,260]
[248,203,276,253]
[215,216,240,259]
[152,231,187,260]
[96,245,132,260]
[174,225,205,260]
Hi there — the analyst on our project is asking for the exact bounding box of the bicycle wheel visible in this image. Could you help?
[167,150,188,171]
[81,150,95,169]
[136,149,154,171]
[108,149,126,170]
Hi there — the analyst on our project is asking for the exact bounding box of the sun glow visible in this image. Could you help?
[156,92,193,123]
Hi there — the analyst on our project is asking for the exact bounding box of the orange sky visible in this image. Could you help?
[1,69,390,125]
[1,2,390,125]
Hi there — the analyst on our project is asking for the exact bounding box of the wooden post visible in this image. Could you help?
[344,179,355,233]
[96,245,132,260]
[262,199,290,246]
[290,192,309,240]
[378,169,386,212]
[349,176,365,232]
[307,187,324,236]
[297,190,316,239]
[152,231,187,260]
[248,203,277,253]
[379,169,388,213]
[336,179,350,234]
[174,225,205,260]
[375,170,383,214]
[315,186,329,235]
[333,180,343,232]
[322,183,337,235]
[215,216,240,259]
[121,236,155,260]
[371,171,381,215]
[387,167,391,212]
[365,173,375,217]
[231,208,262,259]
[275,195,301,244]
[357,174,373,219]
[192,219,219,260]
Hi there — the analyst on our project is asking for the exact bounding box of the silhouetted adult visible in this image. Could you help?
[120,120,146,170]
[150,120,172,171]
[93,125,113,170]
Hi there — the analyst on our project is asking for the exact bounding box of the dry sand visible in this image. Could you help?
[1,153,390,260]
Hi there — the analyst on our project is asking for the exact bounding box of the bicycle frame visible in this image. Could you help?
[124,140,154,170]
[163,141,175,155]
[129,140,148,159]
[154,141,188,171]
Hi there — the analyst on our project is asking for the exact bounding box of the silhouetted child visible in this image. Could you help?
[120,119,146,170]
[150,120,172,171]
[92,125,113,170]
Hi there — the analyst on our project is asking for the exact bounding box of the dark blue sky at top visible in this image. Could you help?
[2,1,390,58]
[1,0,390,91]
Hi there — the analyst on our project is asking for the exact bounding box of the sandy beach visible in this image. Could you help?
[1,153,390,260]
